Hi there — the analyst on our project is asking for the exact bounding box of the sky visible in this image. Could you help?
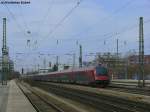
[0,0,150,72]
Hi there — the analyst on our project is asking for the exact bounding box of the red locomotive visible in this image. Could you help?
[25,65,109,87]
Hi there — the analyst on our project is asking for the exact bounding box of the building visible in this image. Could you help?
[85,52,126,79]
[127,55,150,79]
[128,55,150,65]
[94,53,150,79]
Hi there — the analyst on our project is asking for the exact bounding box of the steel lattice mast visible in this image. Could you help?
[2,18,9,85]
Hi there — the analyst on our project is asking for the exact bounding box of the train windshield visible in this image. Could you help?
[96,66,108,75]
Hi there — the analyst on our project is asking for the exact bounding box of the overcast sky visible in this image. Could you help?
[0,0,150,71]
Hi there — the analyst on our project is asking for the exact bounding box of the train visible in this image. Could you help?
[23,65,110,87]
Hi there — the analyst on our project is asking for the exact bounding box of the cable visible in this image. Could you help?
[71,0,136,38]
[36,0,54,37]
[51,18,150,42]
[33,0,83,51]
[38,0,83,43]
[19,5,30,31]
[36,0,134,50]
[2,2,27,36]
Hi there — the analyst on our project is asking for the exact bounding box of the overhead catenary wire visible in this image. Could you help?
[38,0,83,44]
[95,18,150,46]
[19,5,30,32]
[35,21,149,58]
[1,1,36,63]
[4,0,148,60]
[27,0,54,51]
[36,0,54,37]
[2,2,27,36]
[36,18,150,43]
[18,5,36,49]
[71,0,136,38]
[35,0,135,50]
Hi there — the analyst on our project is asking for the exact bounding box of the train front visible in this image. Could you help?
[94,66,109,86]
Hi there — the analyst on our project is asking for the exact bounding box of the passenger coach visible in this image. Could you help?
[25,65,109,87]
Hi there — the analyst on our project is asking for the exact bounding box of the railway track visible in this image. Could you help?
[29,81,150,112]
[108,84,150,96]
[17,82,65,112]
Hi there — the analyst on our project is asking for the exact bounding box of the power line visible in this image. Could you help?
[29,0,136,51]
[38,0,83,44]
[50,18,150,43]
[71,0,136,38]
[34,17,150,53]
[2,3,27,36]
[98,18,150,46]
[27,0,57,51]
[19,5,30,31]
[36,0,135,50]
[36,0,54,37]
[41,18,150,54]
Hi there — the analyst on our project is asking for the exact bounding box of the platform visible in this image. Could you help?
[0,83,9,112]
[0,80,36,112]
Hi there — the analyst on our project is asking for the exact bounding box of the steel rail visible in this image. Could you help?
[17,82,65,112]
[31,82,150,112]
[108,85,150,96]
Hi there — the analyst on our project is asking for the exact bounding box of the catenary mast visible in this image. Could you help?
[2,18,9,85]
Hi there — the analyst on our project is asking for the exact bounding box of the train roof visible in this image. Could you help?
[57,65,107,73]
[41,66,96,75]
[25,66,106,77]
